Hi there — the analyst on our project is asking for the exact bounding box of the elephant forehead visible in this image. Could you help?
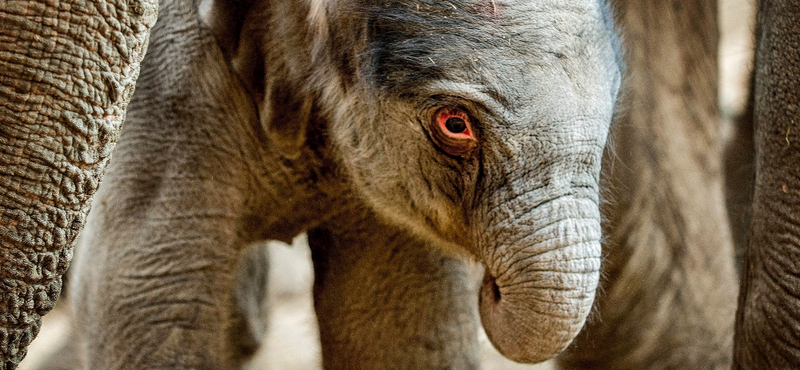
[362,0,620,125]
[364,1,616,83]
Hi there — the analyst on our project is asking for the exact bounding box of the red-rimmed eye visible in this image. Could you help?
[430,108,478,157]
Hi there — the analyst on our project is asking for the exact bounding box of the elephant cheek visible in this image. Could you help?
[0,0,156,364]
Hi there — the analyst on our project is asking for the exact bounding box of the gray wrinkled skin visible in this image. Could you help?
[734,0,800,367]
[0,0,157,366]
[58,0,620,368]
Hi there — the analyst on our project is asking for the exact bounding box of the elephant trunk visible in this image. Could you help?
[479,195,601,364]
[0,0,156,365]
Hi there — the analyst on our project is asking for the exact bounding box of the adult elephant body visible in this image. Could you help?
[734,0,800,367]
[0,0,156,367]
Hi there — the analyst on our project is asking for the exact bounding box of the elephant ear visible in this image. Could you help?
[200,0,312,159]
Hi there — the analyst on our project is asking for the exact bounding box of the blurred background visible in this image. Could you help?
[19,1,756,369]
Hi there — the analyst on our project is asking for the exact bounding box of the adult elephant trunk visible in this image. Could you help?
[479,188,602,363]
[0,0,156,366]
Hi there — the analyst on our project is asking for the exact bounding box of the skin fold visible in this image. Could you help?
[0,0,157,367]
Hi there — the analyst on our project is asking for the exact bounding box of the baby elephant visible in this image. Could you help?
[62,0,620,368]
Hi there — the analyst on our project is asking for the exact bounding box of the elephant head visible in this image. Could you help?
[291,0,622,362]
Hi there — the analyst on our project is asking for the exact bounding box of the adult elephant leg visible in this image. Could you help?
[734,1,800,367]
[67,0,267,367]
[0,0,156,367]
[559,0,738,368]
[308,207,480,370]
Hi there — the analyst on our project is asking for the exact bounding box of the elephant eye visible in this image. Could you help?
[430,107,478,157]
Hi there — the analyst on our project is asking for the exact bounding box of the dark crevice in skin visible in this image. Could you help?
[482,271,502,304]
[724,70,756,275]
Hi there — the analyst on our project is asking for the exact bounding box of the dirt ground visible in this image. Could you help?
[19,1,755,368]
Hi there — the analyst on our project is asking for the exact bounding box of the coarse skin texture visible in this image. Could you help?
[52,0,621,368]
[558,0,740,368]
[0,0,156,366]
[734,0,800,367]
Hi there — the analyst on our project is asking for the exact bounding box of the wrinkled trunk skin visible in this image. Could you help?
[0,0,156,366]
[560,0,739,368]
[734,1,800,367]
[479,194,602,364]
